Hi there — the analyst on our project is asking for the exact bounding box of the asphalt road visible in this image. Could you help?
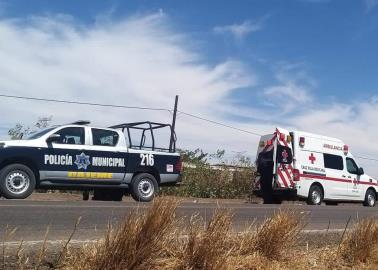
[0,199,377,242]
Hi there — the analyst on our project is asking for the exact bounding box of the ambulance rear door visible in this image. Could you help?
[274,128,294,189]
[256,133,277,189]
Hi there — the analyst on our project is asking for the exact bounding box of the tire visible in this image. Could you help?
[93,189,124,201]
[363,189,376,207]
[0,164,36,199]
[130,173,158,202]
[307,185,323,205]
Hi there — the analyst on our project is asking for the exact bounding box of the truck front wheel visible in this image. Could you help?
[0,164,36,199]
[130,173,158,202]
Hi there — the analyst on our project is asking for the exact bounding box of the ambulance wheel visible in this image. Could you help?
[307,184,323,205]
[0,164,36,199]
[363,189,376,207]
[130,173,158,202]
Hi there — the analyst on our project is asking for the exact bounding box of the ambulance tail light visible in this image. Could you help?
[293,169,300,182]
[299,137,305,147]
[343,145,349,155]
[267,140,273,146]
[279,133,285,141]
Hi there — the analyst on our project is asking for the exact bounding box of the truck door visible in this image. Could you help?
[83,128,127,182]
[42,126,87,180]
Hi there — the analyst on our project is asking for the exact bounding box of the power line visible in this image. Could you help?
[0,93,263,136]
[0,93,171,112]
[1,93,378,163]
[355,156,378,162]
[178,111,262,137]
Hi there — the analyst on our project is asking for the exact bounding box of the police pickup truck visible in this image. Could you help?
[0,121,182,202]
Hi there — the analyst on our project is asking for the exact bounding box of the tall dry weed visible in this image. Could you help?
[340,217,378,264]
[166,209,233,270]
[63,197,179,270]
[251,211,303,260]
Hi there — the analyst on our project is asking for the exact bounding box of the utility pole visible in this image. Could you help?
[170,95,179,152]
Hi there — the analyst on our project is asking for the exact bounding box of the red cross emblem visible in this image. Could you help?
[282,150,289,160]
[309,153,316,164]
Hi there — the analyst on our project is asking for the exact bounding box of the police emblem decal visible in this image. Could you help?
[74,152,91,170]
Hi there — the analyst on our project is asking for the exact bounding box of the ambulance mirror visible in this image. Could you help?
[46,133,61,143]
[357,167,364,176]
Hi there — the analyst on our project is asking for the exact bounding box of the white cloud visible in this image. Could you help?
[1,12,378,178]
[213,20,262,41]
[0,12,257,156]
[263,65,313,113]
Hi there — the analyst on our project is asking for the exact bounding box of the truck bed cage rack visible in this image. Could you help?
[109,121,177,153]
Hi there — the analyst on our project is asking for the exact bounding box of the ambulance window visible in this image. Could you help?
[346,158,359,174]
[55,127,85,145]
[323,154,344,170]
[92,128,119,147]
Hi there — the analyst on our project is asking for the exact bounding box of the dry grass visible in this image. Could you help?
[340,217,378,265]
[2,198,378,270]
[62,198,180,270]
[163,209,234,270]
[251,211,304,260]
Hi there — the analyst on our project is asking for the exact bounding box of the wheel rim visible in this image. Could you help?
[312,190,321,204]
[5,171,30,195]
[367,193,375,206]
[137,179,154,198]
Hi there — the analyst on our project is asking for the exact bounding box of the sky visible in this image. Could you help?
[0,0,378,174]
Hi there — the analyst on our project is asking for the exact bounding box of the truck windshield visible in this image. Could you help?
[26,127,56,140]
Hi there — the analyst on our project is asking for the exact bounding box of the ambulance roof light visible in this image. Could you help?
[343,145,349,154]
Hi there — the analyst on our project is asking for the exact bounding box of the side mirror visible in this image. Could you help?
[46,134,61,143]
[358,167,364,176]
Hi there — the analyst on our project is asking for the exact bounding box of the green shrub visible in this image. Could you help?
[161,149,255,199]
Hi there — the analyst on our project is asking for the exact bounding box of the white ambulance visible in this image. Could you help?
[255,128,378,207]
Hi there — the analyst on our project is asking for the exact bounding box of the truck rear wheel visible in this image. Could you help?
[307,185,323,205]
[0,164,36,199]
[363,189,376,207]
[130,173,158,202]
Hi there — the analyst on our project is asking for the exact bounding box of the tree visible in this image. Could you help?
[8,116,53,140]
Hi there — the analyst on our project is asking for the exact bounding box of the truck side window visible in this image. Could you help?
[323,154,343,170]
[346,158,359,174]
[92,128,119,147]
[55,127,85,145]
